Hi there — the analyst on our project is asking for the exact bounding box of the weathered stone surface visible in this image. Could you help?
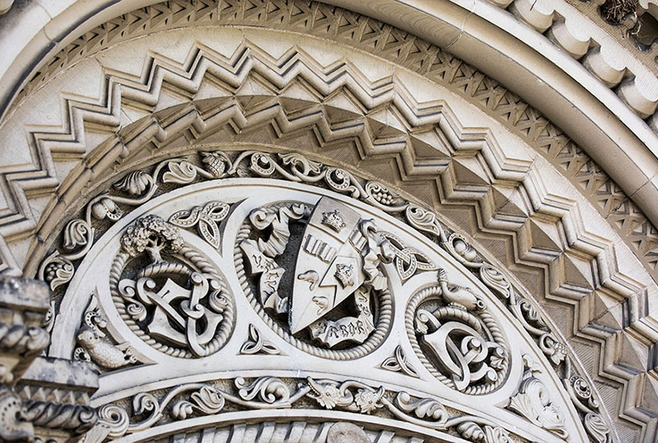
[0,1,657,442]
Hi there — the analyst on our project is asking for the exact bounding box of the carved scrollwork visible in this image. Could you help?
[110,215,235,358]
[95,374,520,441]
[407,269,509,394]
[171,386,224,420]
[508,355,568,438]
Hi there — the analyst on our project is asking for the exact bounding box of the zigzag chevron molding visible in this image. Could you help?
[0,1,657,442]
[2,0,658,281]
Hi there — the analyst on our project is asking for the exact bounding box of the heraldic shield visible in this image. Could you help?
[290,197,394,346]
[239,196,395,348]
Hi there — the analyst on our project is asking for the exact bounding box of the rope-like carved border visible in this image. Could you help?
[233,213,393,360]
[109,246,236,359]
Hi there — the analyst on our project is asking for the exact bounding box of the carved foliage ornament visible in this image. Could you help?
[110,215,235,358]
[96,375,516,443]
[508,355,568,438]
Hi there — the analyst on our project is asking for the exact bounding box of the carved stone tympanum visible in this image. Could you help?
[34,151,611,443]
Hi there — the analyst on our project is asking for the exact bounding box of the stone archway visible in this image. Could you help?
[0,1,657,443]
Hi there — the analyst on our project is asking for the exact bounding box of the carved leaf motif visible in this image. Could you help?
[479,265,512,300]
[405,205,443,238]
[443,234,480,266]
[456,421,485,442]
[484,426,512,443]
[235,377,290,405]
[278,152,323,175]
[114,171,152,196]
[63,219,93,251]
[508,376,568,438]
[198,218,220,249]
[306,378,354,410]
[162,161,198,184]
[170,400,194,420]
[584,412,610,443]
[133,392,159,416]
[40,253,74,291]
[395,391,446,422]
[171,386,224,419]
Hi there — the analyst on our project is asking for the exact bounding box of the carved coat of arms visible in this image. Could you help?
[240,197,394,348]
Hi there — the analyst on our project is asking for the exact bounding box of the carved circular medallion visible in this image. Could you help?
[110,215,235,358]
[406,270,510,395]
[235,197,394,359]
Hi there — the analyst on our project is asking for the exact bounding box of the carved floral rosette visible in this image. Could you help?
[406,271,510,395]
[234,199,393,359]
[110,215,235,358]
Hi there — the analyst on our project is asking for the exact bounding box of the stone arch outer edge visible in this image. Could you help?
[1,1,656,442]
[24,42,657,438]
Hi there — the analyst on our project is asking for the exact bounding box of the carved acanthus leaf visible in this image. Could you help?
[508,357,568,438]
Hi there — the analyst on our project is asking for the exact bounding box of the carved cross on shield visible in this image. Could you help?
[290,197,366,335]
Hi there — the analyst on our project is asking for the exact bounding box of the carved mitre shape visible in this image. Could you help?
[236,197,394,356]
[408,269,510,395]
[110,215,235,359]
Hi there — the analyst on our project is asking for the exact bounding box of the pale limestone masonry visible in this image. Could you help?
[0,1,657,443]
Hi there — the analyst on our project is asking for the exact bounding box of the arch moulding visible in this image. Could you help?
[0,2,657,443]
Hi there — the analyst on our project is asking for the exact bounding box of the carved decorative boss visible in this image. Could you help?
[110,215,235,358]
[237,197,396,355]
